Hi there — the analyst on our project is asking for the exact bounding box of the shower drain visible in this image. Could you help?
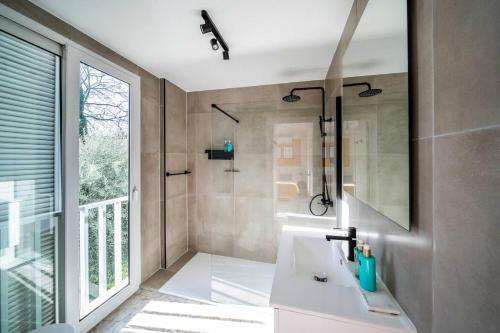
[314,274,328,283]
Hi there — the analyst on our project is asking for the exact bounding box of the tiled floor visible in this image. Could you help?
[141,251,197,291]
[89,251,274,333]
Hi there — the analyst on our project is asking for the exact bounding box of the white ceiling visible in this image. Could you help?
[29,0,353,92]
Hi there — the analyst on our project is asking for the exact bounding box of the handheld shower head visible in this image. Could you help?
[282,93,301,103]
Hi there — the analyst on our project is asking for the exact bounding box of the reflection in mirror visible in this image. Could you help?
[342,0,410,229]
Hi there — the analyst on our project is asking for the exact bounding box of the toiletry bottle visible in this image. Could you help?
[224,140,228,152]
[354,240,365,279]
[227,140,233,153]
[359,244,377,292]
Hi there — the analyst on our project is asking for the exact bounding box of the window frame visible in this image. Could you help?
[0,6,142,332]
[64,42,141,333]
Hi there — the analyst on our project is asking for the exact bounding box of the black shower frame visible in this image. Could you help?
[286,87,334,209]
[211,104,239,123]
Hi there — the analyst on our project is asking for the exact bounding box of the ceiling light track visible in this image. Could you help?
[200,10,229,60]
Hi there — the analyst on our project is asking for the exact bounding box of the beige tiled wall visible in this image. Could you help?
[1,0,164,282]
[164,80,188,267]
[432,1,500,332]
[140,70,162,281]
[326,0,500,332]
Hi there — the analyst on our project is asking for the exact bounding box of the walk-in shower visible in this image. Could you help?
[282,87,334,216]
[159,94,336,319]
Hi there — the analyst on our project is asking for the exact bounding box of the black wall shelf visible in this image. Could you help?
[205,149,234,160]
[166,170,191,177]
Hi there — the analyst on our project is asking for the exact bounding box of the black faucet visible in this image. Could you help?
[325,227,357,262]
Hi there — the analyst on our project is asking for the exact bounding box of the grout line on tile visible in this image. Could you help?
[433,124,500,139]
[431,0,436,326]
[412,135,433,141]
[185,89,188,252]
[159,79,165,269]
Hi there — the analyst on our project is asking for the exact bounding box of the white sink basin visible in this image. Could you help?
[291,236,354,287]
[271,226,417,333]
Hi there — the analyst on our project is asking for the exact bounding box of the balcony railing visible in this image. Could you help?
[79,196,128,318]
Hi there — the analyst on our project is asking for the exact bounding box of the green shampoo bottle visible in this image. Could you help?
[359,244,377,292]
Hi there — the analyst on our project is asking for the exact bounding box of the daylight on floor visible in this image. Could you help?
[0,1,498,333]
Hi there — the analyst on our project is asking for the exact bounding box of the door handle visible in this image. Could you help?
[132,186,139,201]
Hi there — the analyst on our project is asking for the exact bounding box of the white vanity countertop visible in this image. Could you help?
[270,226,417,333]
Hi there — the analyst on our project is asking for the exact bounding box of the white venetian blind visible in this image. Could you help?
[0,28,61,333]
[0,30,57,213]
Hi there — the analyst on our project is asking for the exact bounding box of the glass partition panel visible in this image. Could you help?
[273,99,335,227]
[205,104,236,257]
[200,98,336,304]
[204,99,335,265]
[207,105,237,304]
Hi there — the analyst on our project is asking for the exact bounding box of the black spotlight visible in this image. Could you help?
[200,22,212,34]
[200,10,230,60]
[210,38,219,51]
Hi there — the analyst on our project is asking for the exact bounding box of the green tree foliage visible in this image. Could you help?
[79,87,88,142]
[79,137,128,205]
[80,136,129,296]
[79,63,130,297]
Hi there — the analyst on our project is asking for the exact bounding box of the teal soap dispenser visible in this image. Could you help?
[354,240,365,279]
[359,244,377,292]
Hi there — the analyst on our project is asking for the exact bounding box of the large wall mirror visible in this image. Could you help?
[341,0,410,229]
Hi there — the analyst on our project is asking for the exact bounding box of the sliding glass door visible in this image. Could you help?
[0,29,61,332]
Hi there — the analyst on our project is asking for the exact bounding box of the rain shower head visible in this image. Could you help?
[282,93,301,103]
[359,88,382,97]
[343,82,382,97]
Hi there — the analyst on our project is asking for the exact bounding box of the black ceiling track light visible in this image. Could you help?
[200,10,229,60]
